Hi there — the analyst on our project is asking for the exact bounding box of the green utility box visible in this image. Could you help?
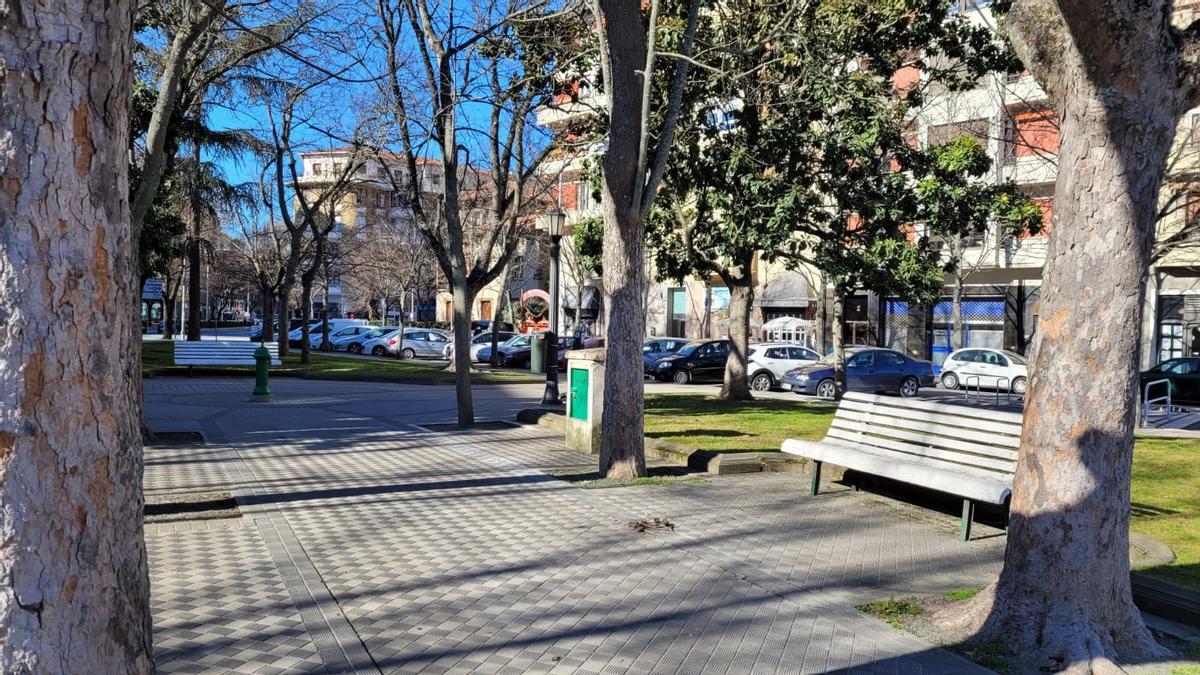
[565,347,605,454]
[530,332,547,375]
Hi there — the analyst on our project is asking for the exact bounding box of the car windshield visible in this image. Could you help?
[1003,350,1028,365]
[674,341,707,357]
[817,349,859,365]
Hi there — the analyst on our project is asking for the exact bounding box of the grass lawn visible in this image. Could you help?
[1131,438,1200,591]
[643,393,1200,591]
[643,393,835,453]
[142,340,539,385]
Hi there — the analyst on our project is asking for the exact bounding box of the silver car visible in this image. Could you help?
[443,332,517,360]
[338,327,397,354]
[362,330,401,357]
[309,324,375,351]
[391,329,451,359]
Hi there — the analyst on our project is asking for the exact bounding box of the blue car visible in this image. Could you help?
[782,347,934,399]
[643,338,689,374]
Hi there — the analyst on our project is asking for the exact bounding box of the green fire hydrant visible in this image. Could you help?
[252,344,273,401]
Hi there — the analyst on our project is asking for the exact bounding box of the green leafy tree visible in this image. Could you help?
[650,0,1032,400]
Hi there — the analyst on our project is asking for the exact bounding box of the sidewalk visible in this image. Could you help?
[145,377,1003,673]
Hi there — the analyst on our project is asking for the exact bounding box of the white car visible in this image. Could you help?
[747,343,821,391]
[309,323,376,350]
[939,348,1029,394]
[361,329,401,357]
[443,332,517,360]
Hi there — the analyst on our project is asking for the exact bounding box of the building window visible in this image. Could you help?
[333,162,344,174]
[1004,106,1059,161]
[312,162,323,175]
[926,119,990,148]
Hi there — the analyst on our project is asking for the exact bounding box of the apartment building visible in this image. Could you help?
[880,2,1200,370]
[296,149,538,324]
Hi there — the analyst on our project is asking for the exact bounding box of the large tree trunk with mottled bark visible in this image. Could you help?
[937,0,1193,667]
[831,285,847,400]
[0,0,154,669]
[597,0,650,480]
[719,273,754,401]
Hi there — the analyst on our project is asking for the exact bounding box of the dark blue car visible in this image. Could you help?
[643,338,688,374]
[782,347,934,399]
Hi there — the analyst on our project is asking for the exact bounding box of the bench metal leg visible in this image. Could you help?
[810,461,822,496]
[960,499,975,542]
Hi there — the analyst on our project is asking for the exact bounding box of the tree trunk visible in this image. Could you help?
[719,276,754,401]
[831,286,847,401]
[186,143,202,341]
[938,2,1181,664]
[260,284,274,343]
[597,0,650,480]
[276,286,291,358]
[300,278,312,365]
[816,272,828,353]
[320,282,330,350]
[163,296,176,340]
[951,265,966,351]
[0,0,154,668]
[451,282,475,426]
[490,273,510,366]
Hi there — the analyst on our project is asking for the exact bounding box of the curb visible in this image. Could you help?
[514,408,810,476]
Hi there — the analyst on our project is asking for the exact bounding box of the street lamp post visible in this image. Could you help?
[539,207,568,406]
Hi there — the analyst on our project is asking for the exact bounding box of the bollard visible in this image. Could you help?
[252,345,274,402]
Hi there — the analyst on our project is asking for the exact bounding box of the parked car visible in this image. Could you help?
[651,339,732,384]
[782,347,934,398]
[443,331,517,360]
[643,338,689,374]
[477,334,532,365]
[559,337,605,370]
[390,329,450,359]
[290,319,369,348]
[1140,357,1200,403]
[338,326,397,354]
[309,323,376,351]
[747,343,821,391]
[939,348,1029,394]
[361,329,401,357]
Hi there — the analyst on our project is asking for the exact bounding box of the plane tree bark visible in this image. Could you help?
[936,0,1200,668]
[0,0,154,669]
[594,0,701,477]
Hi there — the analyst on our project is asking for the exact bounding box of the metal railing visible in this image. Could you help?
[964,375,1013,406]
[1141,378,1173,427]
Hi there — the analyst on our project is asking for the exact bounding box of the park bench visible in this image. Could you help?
[781,392,1023,541]
[173,341,280,375]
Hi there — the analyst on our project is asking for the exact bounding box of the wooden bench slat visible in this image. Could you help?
[835,408,1021,449]
[827,421,1018,471]
[784,392,1023,540]
[842,391,1023,424]
[837,399,1022,437]
[173,341,281,366]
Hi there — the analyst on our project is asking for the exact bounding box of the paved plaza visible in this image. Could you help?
[144,377,1009,673]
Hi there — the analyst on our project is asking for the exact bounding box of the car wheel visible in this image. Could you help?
[816,379,836,399]
[673,370,691,385]
[401,348,416,360]
[751,372,773,391]
[899,376,920,398]
[1012,376,1028,395]
[941,371,959,390]
[371,346,387,357]
[348,344,362,354]
[320,341,332,352]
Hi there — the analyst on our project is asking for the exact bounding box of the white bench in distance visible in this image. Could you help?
[781,392,1023,541]
[173,341,281,375]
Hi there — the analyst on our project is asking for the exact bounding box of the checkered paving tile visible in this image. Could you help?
[148,520,326,674]
[145,378,1002,674]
